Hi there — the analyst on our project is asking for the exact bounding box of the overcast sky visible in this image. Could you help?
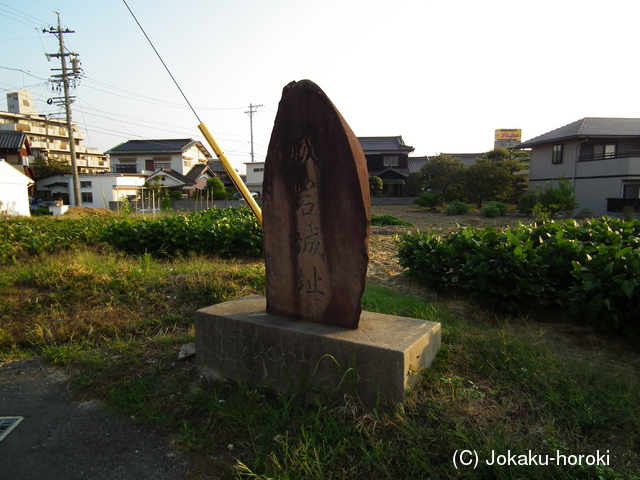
[2,0,640,173]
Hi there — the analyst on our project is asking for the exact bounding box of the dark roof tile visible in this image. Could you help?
[105,138,198,155]
[518,118,640,147]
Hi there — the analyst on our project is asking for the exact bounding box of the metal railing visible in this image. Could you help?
[579,151,640,162]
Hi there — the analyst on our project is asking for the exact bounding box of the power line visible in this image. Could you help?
[0,2,49,26]
[122,0,201,124]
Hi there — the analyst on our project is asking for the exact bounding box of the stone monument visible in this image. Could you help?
[262,80,370,329]
[195,80,441,408]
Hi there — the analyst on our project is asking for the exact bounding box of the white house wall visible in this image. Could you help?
[0,160,32,216]
[71,175,146,209]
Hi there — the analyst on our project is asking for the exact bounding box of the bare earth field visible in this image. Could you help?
[367,204,533,283]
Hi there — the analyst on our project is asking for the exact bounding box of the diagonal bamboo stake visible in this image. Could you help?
[198,123,263,225]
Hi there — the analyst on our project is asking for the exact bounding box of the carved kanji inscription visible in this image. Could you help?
[263,80,370,329]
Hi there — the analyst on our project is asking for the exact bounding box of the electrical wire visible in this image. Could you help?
[122,0,202,124]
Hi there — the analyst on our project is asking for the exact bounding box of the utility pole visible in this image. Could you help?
[244,103,263,163]
[44,13,83,207]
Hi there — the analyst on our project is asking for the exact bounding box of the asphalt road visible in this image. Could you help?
[0,358,189,480]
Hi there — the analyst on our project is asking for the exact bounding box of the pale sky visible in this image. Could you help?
[2,0,640,173]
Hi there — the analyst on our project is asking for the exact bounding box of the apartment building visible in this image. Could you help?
[0,89,108,173]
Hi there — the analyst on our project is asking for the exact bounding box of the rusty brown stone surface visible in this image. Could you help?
[262,80,370,329]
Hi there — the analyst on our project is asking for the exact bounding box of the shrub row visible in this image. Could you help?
[398,217,640,335]
[0,216,113,263]
[101,207,263,258]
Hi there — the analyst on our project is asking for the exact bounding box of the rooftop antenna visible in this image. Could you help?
[122,0,262,224]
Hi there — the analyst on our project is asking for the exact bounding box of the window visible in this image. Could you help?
[580,142,617,161]
[253,167,264,173]
[80,181,92,188]
[552,144,563,164]
[114,164,137,173]
[81,192,93,203]
[383,156,399,167]
[596,143,617,159]
[623,184,640,199]
[155,162,171,170]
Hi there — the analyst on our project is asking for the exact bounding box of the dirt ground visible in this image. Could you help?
[367,204,532,284]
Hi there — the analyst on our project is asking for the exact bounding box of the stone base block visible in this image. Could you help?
[195,296,441,408]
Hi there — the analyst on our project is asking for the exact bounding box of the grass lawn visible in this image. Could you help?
[1,248,638,479]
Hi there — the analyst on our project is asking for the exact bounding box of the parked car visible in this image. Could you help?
[29,201,58,212]
[233,191,260,200]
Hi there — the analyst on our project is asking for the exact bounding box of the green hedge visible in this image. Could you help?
[101,207,263,258]
[398,218,640,335]
[0,216,113,263]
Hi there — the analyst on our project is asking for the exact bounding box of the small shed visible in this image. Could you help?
[0,159,34,216]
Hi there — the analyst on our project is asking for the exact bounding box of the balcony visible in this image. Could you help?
[579,151,640,162]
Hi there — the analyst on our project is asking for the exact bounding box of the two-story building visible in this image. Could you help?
[106,138,212,176]
[358,136,415,196]
[517,118,640,215]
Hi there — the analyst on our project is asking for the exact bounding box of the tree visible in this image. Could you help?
[477,148,529,203]
[403,172,424,197]
[462,159,514,209]
[369,176,383,196]
[31,155,72,177]
[420,154,465,202]
[205,177,227,200]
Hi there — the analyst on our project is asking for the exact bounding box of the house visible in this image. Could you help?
[34,173,147,209]
[517,118,640,215]
[0,159,34,216]
[244,161,265,194]
[239,137,418,196]
[358,136,415,196]
[0,89,108,173]
[106,138,212,176]
[0,130,31,165]
[145,164,216,196]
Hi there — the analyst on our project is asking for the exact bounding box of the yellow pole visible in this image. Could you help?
[198,122,263,225]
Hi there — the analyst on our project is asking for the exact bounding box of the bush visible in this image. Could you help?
[101,206,263,258]
[517,192,538,214]
[398,217,640,335]
[445,200,470,216]
[414,192,441,209]
[481,201,507,218]
[371,215,413,227]
[519,177,579,216]
[369,176,383,197]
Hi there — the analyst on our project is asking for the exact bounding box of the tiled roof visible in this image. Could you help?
[148,169,194,186]
[443,153,482,165]
[517,118,640,147]
[408,156,427,174]
[0,131,27,150]
[185,164,213,182]
[368,167,410,178]
[105,138,199,155]
[208,159,228,173]
[357,136,415,153]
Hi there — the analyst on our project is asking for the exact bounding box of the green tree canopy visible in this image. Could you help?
[420,154,465,202]
[462,159,514,209]
[369,176,383,196]
[205,177,227,200]
[31,155,72,177]
[403,172,424,197]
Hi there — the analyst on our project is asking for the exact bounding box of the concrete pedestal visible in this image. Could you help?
[195,296,441,408]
